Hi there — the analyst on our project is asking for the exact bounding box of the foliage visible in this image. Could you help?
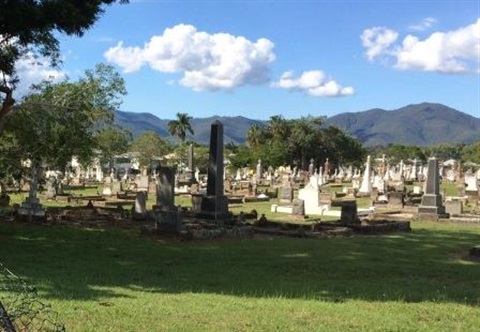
[0,0,128,135]
[95,127,132,170]
[240,115,365,170]
[424,143,465,161]
[461,141,480,164]
[2,63,126,170]
[129,131,172,167]
[167,112,194,143]
[368,144,427,164]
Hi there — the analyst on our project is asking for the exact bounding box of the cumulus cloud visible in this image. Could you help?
[104,24,275,91]
[408,17,438,31]
[272,70,355,97]
[362,18,480,74]
[13,53,67,96]
[361,27,398,61]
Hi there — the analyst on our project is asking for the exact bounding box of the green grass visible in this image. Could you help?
[1,216,479,331]
[1,183,479,331]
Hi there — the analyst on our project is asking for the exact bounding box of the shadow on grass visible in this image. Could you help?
[0,221,479,306]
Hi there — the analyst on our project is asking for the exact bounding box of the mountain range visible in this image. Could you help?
[114,102,480,147]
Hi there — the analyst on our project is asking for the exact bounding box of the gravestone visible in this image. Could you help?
[111,180,122,195]
[358,155,372,195]
[418,157,447,216]
[153,166,182,232]
[137,175,149,192]
[256,159,262,181]
[292,199,305,215]
[133,192,147,219]
[388,191,405,208]
[195,121,230,221]
[445,200,463,215]
[155,166,175,210]
[45,177,57,199]
[339,200,360,225]
[308,159,314,175]
[280,186,294,203]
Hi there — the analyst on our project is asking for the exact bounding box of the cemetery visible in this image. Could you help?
[1,3,479,330]
[1,118,480,331]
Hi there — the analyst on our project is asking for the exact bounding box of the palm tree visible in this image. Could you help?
[246,123,265,148]
[168,112,194,142]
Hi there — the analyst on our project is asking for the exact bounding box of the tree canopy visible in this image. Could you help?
[129,131,172,167]
[168,112,194,143]
[0,0,127,135]
[231,115,366,170]
[1,63,126,171]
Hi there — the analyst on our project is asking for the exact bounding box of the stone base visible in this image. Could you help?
[154,209,182,233]
[415,212,450,221]
[16,200,46,222]
[192,195,231,221]
[417,205,446,215]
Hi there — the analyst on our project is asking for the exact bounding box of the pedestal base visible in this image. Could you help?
[17,199,46,222]
[192,195,231,222]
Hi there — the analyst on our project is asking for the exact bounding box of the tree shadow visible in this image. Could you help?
[0,221,479,306]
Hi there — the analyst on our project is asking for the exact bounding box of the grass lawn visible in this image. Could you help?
[1,214,479,331]
[1,182,479,331]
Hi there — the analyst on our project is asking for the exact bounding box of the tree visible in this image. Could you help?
[0,0,128,135]
[129,131,172,168]
[95,127,132,171]
[167,112,194,143]
[246,123,266,148]
[461,141,480,164]
[1,63,126,198]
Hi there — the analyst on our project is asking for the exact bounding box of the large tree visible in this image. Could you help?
[0,0,127,135]
[95,127,132,171]
[129,131,172,168]
[2,63,126,173]
[167,112,194,143]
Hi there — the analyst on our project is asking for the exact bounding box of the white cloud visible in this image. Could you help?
[272,70,355,98]
[361,27,399,61]
[362,18,480,74]
[14,53,67,96]
[408,17,438,31]
[104,24,275,91]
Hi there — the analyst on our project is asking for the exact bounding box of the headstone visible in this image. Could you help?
[388,192,404,208]
[358,156,372,195]
[292,199,305,215]
[196,121,230,220]
[256,159,262,181]
[133,192,147,219]
[111,180,122,195]
[280,185,294,203]
[339,201,360,225]
[137,175,149,192]
[308,159,314,175]
[155,166,175,210]
[45,177,57,199]
[418,157,447,216]
[445,200,463,215]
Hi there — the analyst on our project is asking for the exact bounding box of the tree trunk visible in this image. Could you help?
[0,301,16,332]
[0,85,15,137]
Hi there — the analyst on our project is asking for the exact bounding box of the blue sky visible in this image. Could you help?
[17,0,480,120]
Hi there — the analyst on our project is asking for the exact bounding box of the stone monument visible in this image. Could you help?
[193,121,230,221]
[418,157,447,217]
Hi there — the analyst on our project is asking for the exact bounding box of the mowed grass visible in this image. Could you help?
[1,216,479,331]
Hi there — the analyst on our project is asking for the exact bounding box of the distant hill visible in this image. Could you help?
[114,111,262,145]
[324,103,480,146]
[114,102,480,146]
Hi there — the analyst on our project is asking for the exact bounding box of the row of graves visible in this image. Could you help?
[5,121,479,258]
